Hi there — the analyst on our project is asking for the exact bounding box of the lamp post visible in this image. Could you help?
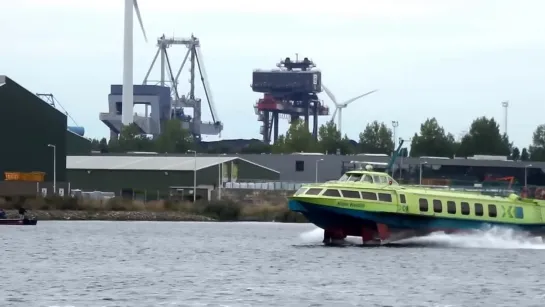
[419,161,427,185]
[47,144,56,195]
[315,159,324,183]
[217,156,222,200]
[187,150,197,202]
[525,164,532,187]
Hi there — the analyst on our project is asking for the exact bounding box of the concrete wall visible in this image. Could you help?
[0,181,70,197]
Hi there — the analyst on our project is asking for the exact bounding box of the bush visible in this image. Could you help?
[0,195,308,223]
[198,200,242,221]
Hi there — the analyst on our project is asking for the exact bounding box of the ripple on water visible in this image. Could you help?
[1,221,545,307]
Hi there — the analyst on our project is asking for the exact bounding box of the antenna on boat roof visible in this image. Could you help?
[365,165,373,171]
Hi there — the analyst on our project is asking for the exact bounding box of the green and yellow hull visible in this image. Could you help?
[288,184,545,244]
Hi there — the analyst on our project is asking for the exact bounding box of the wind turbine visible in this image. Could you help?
[322,85,377,135]
[121,0,148,126]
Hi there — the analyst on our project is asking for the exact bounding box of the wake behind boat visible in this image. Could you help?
[288,141,545,246]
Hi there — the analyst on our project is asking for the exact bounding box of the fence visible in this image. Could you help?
[221,179,545,199]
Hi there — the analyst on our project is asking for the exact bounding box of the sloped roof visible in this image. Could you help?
[0,75,5,87]
[67,155,279,172]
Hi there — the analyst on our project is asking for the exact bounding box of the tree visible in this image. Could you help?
[271,135,287,153]
[283,120,318,152]
[521,148,530,161]
[98,137,109,153]
[456,117,511,157]
[529,124,545,161]
[154,119,193,153]
[318,121,355,154]
[117,123,155,152]
[358,121,394,154]
[510,147,520,160]
[409,118,457,157]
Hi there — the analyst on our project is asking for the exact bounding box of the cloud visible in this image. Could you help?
[8,0,468,20]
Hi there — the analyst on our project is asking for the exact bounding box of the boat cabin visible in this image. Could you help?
[338,170,399,186]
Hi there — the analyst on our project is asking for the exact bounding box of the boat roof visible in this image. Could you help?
[319,170,545,205]
[345,170,390,176]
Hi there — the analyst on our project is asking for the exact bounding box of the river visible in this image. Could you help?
[1,221,545,307]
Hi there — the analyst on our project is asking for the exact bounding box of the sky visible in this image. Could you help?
[1,0,544,149]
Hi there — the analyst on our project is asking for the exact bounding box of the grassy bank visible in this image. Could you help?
[0,197,307,223]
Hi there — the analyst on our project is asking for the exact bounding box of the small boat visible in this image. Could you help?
[0,218,38,225]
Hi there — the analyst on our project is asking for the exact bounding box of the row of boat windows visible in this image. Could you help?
[298,187,525,219]
[300,188,394,202]
[418,198,524,219]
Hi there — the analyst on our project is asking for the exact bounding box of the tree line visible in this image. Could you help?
[89,117,545,161]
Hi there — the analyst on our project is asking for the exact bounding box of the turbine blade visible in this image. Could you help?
[330,107,338,123]
[321,84,338,105]
[341,89,378,107]
[133,0,148,42]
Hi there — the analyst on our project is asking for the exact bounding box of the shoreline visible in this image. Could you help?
[4,210,216,222]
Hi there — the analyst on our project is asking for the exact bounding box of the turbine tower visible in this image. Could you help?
[321,85,377,135]
[501,100,509,136]
[121,0,148,126]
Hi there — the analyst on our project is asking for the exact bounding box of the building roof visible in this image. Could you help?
[67,155,279,173]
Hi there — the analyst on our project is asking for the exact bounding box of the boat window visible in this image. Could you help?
[433,200,442,213]
[474,203,484,216]
[378,176,388,184]
[372,175,382,184]
[348,174,363,182]
[461,202,470,215]
[294,188,307,196]
[488,204,497,218]
[419,198,429,212]
[361,192,377,200]
[305,188,322,195]
[322,189,341,197]
[341,190,360,199]
[338,174,349,182]
[378,193,392,202]
[447,201,456,214]
[399,194,406,204]
[361,175,374,183]
[515,207,524,219]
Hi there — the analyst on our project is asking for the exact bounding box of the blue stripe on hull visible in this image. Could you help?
[289,200,545,233]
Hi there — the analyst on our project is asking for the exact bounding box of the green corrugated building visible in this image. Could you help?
[67,155,280,200]
[0,76,67,184]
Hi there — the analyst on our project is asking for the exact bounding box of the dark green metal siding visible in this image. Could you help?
[0,77,66,182]
[67,167,218,193]
[236,160,279,181]
[66,159,279,193]
[66,131,92,155]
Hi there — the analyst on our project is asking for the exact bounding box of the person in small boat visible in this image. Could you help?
[18,207,27,220]
[0,209,6,219]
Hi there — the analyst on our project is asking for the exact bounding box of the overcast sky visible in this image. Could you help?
[2,0,544,148]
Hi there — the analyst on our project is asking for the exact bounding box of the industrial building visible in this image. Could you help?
[0,76,71,196]
[227,153,545,187]
[66,155,279,200]
[100,35,222,142]
[252,57,329,144]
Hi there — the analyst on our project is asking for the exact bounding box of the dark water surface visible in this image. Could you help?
[1,221,545,307]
